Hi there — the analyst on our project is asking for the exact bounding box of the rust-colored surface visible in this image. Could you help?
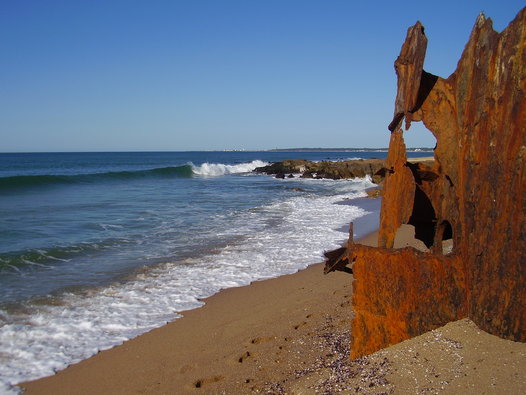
[326,8,526,358]
[388,21,428,132]
[350,244,467,357]
[377,129,414,249]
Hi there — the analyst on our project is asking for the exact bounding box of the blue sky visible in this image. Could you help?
[1,1,524,152]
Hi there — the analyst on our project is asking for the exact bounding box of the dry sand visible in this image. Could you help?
[407,156,435,163]
[20,229,526,394]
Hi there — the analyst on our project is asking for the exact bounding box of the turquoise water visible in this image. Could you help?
[0,150,417,391]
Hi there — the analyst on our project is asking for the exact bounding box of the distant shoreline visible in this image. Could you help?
[0,148,435,154]
[265,147,433,152]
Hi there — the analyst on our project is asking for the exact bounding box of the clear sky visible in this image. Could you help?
[1,1,524,152]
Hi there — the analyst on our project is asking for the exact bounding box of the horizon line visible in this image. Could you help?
[0,147,435,154]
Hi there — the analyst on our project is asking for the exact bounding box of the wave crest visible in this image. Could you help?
[191,160,269,177]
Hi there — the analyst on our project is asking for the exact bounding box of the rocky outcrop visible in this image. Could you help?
[254,159,386,183]
[325,8,526,358]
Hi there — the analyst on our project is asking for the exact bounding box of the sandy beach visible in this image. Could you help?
[19,226,526,394]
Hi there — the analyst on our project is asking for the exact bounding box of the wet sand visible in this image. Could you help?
[20,228,526,394]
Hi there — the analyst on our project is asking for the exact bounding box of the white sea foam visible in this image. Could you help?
[191,160,268,176]
[0,176,377,390]
[0,382,20,395]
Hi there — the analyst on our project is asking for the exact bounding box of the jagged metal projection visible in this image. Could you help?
[326,8,526,358]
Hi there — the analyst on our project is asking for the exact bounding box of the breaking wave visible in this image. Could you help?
[0,160,269,191]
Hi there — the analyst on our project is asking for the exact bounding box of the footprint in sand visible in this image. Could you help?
[193,375,225,389]
[237,351,252,363]
[293,321,308,330]
[248,336,275,345]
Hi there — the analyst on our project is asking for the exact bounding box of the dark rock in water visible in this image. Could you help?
[254,160,311,175]
[255,158,387,183]
[287,174,294,178]
[325,7,526,359]
[316,171,341,180]
[275,172,285,179]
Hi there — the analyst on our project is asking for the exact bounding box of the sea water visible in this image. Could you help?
[0,150,425,392]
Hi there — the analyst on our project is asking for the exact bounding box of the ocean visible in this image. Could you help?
[0,150,425,392]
